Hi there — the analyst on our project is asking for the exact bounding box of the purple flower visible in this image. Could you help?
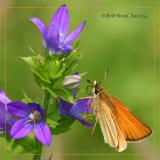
[7,102,52,145]
[30,4,86,53]
[58,97,93,128]
[0,89,15,131]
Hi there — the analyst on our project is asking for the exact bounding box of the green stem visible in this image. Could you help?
[33,154,41,160]
[32,91,51,160]
[43,90,51,111]
[33,132,42,160]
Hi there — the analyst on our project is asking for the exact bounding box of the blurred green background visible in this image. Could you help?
[0,0,160,160]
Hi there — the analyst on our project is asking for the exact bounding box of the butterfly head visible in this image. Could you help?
[87,80,103,95]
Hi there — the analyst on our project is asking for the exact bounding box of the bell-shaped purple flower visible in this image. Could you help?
[30,4,86,53]
[7,102,52,146]
[0,89,15,131]
[58,97,93,128]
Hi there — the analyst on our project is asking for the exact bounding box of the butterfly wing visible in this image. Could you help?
[111,96,152,141]
[95,95,127,152]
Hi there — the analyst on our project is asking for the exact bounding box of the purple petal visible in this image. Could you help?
[30,17,59,52]
[46,24,60,52]
[7,101,31,118]
[0,89,11,104]
[69,97,93,128]
[58,98,73,115]
[0,102,5,131]
[50,4,69,37]
[70,97,92,113]
[59,44,72,53]
[70,111,93,128]
[64,20,87,45]
[0,101,16,132]
[30,17,47,38]
[10,119,33,138]
[6,117,16,132]
[34,121,52,145]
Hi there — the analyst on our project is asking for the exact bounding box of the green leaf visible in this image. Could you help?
[52,115,75,135]
[51,79,74,102]
[41,85,57,97]
[46,101,61,134]
[55,88,73,102]
[46,118,59,130]
[80,72,87,77]
[38,77,74,102]
[48,59,66,80]
[47,103,60,121]
[6,133,39,154]
[22,90,33,103]
[22,56,35,67]
[62,51,81,75]
[22,56,51,84]
[28,46,36,55]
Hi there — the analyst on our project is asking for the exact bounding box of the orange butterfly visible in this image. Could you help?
[87,80,152,152]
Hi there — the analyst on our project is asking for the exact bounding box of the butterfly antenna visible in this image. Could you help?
[87,79,93,85]
[102,65,109,83]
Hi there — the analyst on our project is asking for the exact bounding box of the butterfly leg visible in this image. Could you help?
[91,112,99,135]
[83,111,90,120]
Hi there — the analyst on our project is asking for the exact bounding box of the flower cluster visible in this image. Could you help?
[0,4,93,157]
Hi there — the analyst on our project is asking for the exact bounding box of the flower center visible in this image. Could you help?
[28,110,41,124]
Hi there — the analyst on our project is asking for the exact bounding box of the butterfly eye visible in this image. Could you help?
[86,86,94,95]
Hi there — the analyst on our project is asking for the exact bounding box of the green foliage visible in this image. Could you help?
[22,90,33,103]
[22,51,80,102]
[52,115,75,135]
[6,133,39,154]
[46,100,75,135]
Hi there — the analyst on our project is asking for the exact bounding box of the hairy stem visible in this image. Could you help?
[43,90,51,110]
[33,140,42,160]
[33,154,41,160]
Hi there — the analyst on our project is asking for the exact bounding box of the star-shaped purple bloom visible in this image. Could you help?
[7,102,52,146]
[58,97,93,128]
[0,89,15,131]
[30,4,86,53]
